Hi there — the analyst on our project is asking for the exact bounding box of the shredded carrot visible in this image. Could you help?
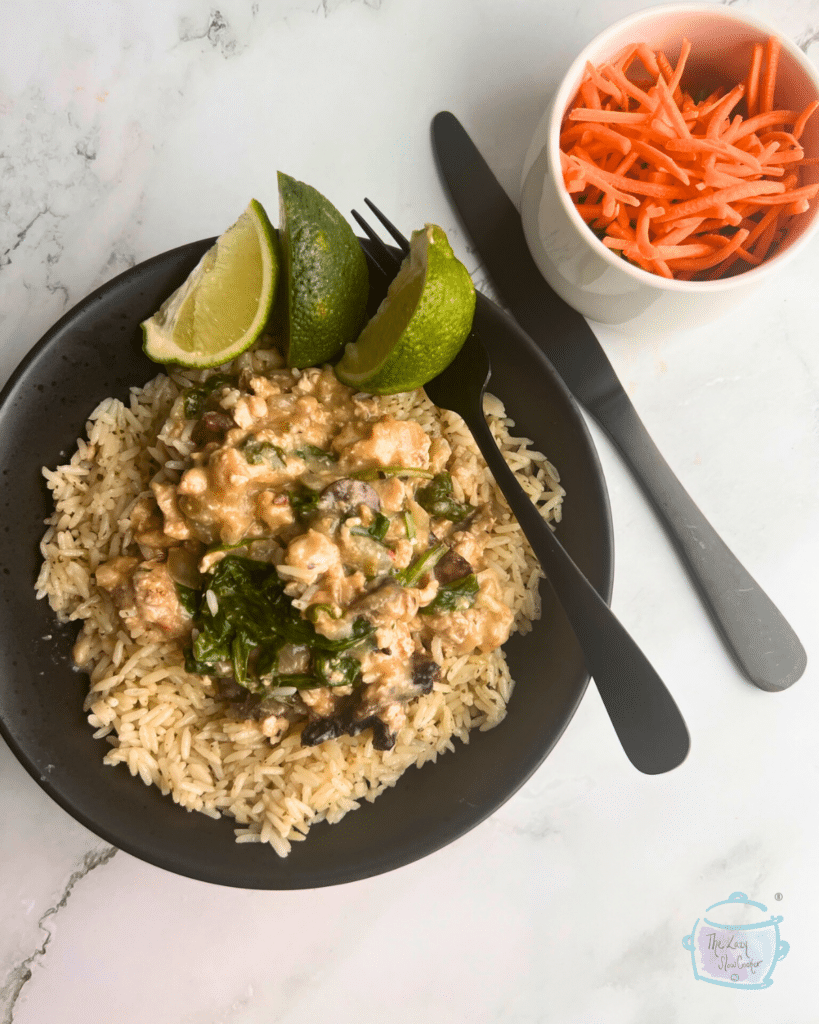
[746,43,764,118]
[760,37,781,115]
[666,37,691,99]
[579,79,602,110]
[560,33,818,280]
[793,100,819,140]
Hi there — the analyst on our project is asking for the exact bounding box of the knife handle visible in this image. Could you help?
[595,392,806,690]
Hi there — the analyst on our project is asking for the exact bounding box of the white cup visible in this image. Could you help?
[520,4,819,334]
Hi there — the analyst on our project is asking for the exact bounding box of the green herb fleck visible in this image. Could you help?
[313,651,360,688]
[306,603,342,623]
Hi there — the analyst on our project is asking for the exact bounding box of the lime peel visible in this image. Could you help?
[277,172,369,369]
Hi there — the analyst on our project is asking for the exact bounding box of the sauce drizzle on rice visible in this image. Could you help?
[36,346,564,856]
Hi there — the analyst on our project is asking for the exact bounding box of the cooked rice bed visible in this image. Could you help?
[37,351,564,856]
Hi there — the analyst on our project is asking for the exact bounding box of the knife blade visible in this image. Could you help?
[431,109,806,692]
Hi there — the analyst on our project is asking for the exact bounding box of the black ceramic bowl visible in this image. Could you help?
[0,240,612,888]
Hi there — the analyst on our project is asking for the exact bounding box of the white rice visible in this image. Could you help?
[36,349,564,856]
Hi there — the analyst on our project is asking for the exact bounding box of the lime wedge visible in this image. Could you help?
[335,224,475,394]
[142,199,279,368]
[277,172,369,369]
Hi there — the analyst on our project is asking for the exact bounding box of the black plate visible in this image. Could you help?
[0,239,613,889]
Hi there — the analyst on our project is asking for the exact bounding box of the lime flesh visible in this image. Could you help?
[335,224,475,394]
[142,199,279,368]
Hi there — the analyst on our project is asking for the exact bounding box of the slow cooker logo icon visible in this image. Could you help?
[682,892,789,989]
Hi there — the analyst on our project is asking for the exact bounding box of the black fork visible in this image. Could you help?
[353,200,691,775]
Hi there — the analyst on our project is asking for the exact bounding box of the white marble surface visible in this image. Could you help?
[2,0,818,1020]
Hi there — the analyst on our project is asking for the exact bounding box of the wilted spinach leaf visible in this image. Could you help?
[288,486,322,518]
[295,444,337,464]
[415,473,473,522]
[182,374,236,419]
[187,555,372,688]
[349,512,391,546]
[241,438,286,468]
[421,573,479,615]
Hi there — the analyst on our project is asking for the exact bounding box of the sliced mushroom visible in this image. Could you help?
[317,478,381,516]
[166,544,204,590]
[301,716,342,746]
[301,705,397,751]
[410,654,440,695]
[349,713,396,751]
[434,550,473,586]
[191,411,235,448]
[216,676,247,701]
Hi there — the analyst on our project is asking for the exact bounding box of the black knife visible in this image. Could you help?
[431,109,806,692]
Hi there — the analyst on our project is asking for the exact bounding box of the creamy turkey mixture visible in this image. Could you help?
[94,364,516,753]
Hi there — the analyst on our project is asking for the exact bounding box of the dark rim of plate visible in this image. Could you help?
[0,239,613,888]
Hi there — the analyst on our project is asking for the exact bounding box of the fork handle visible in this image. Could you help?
[595,390,807,691]
[464,406,690,775]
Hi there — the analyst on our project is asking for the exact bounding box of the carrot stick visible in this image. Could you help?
[786,198,811,214]
[575,202,608,221]
[566,108,650,124]
[667,38,692,100]
[655,74,691,137]
[746,183,819,205]
[636,43,660,77]
[792,100,819,140]
[745,43,764,118]
[650,258,674,278]
[664,228,750,270]
[601,62,657,110]
[705,84,746,138]
[760,36,781,115]
[656,50,675,86]
[584,62,624,105]
[626,136,691,183]
[654,180,784,221]
[750,217,780,260]
[580,79,603,110]
[635,205,658,257]
[725,109,801,143]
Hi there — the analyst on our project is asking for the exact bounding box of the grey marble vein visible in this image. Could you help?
[318,0,383,16]
[797,23,819,51]
[0,846,117,1024]
[178,8,244,57]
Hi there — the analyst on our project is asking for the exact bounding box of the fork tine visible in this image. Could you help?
[364,199,410,255]
[351,209,401,278]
